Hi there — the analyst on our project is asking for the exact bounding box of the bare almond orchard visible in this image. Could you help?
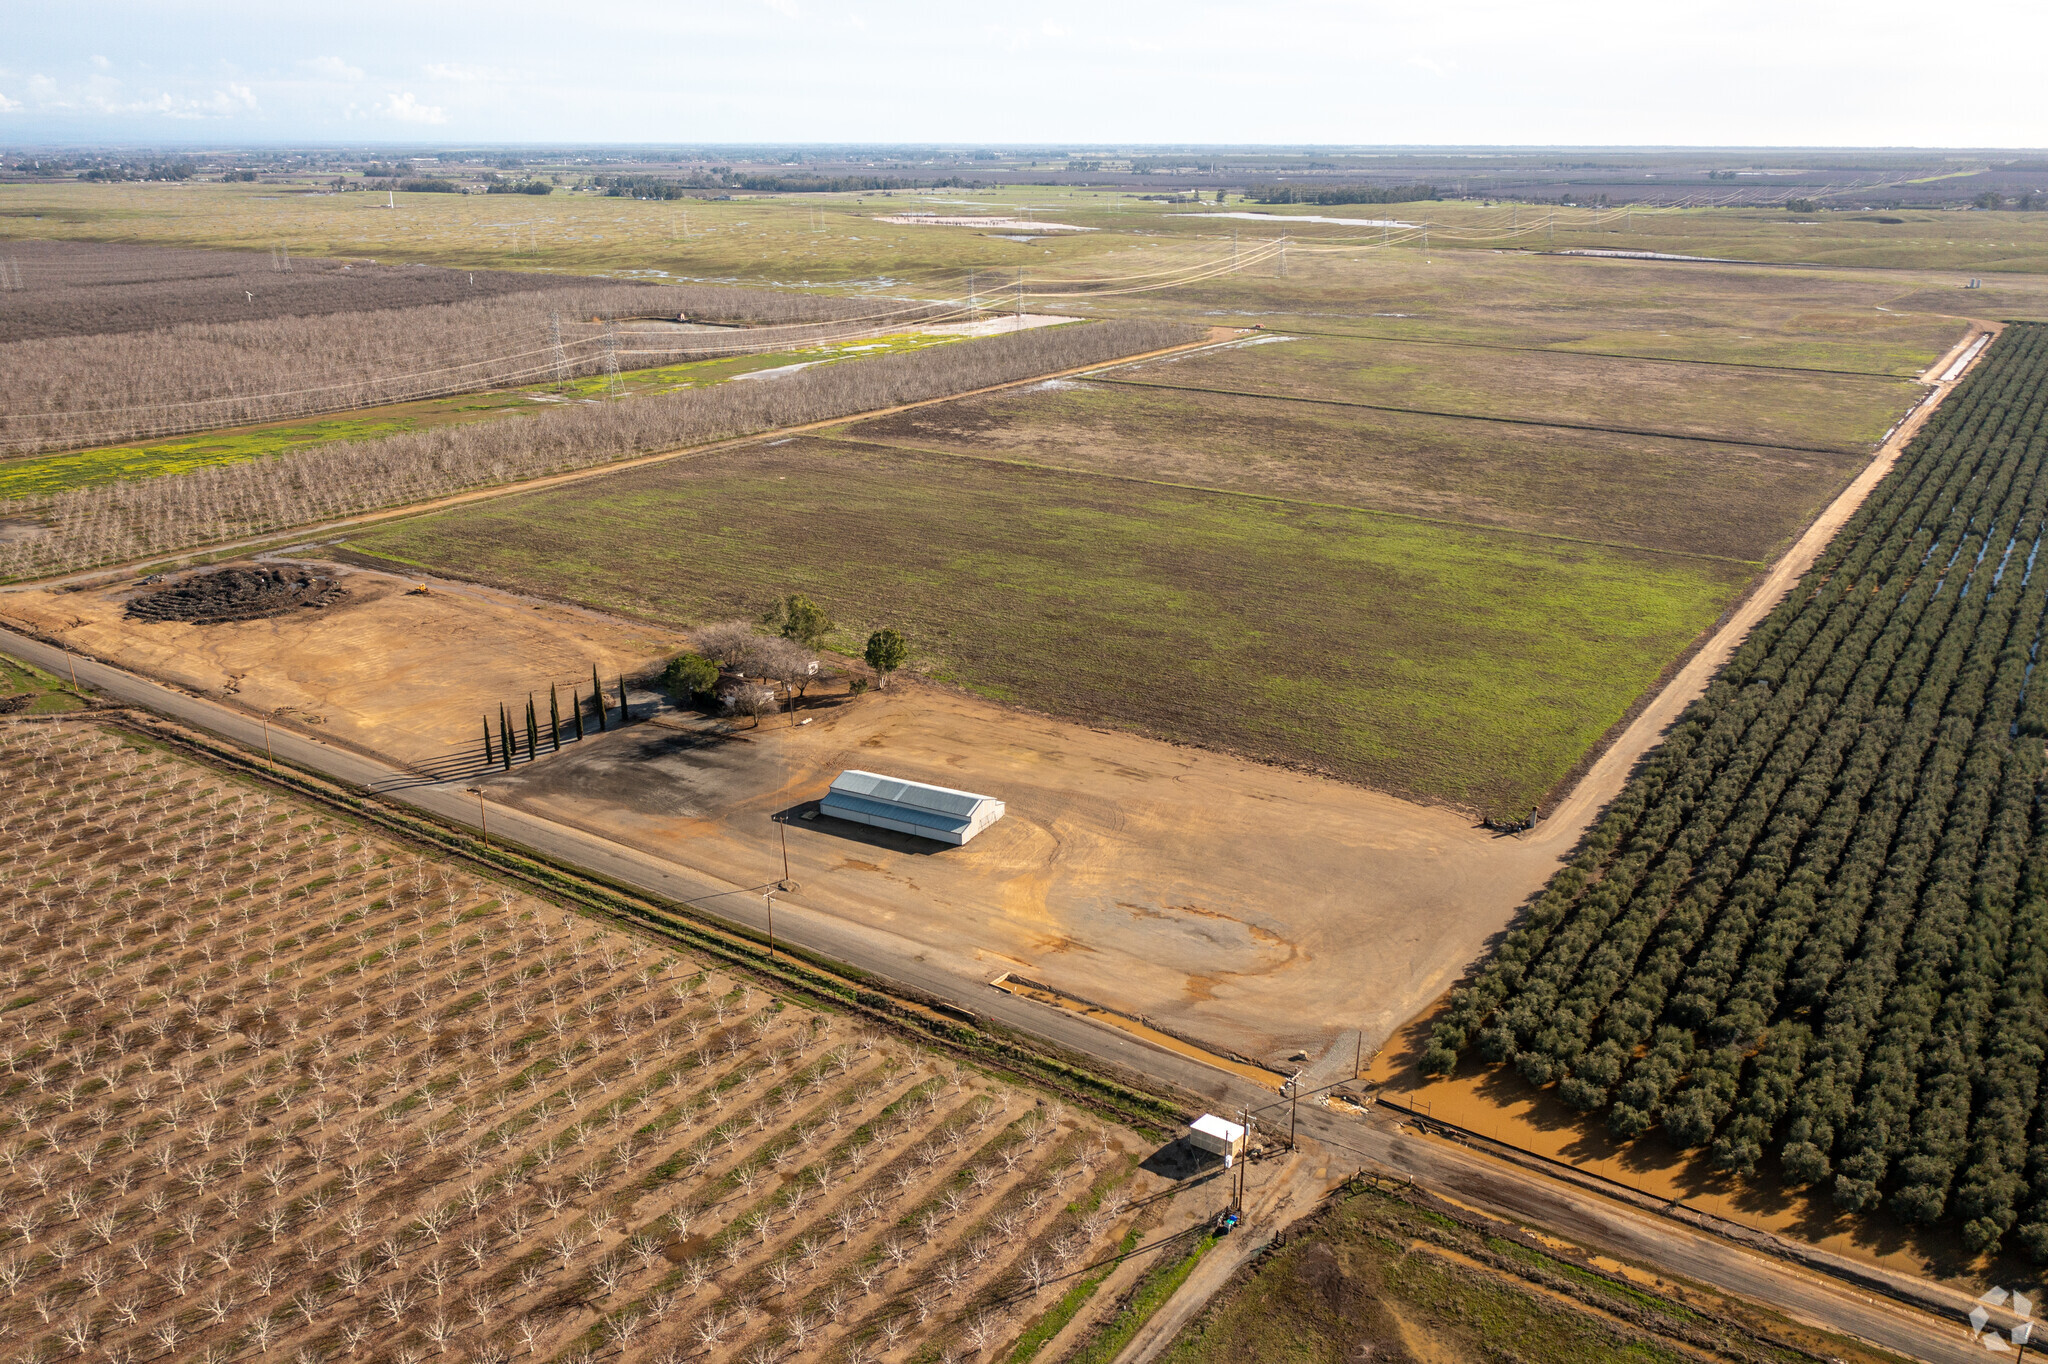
[0,721,1155,1364]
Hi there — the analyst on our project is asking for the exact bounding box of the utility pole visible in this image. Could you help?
[763,892,776,963]
[548,312,568,391]
[1015,270,1023,327]
[467,788,488,846]
[1232,229,1238,270]
[1287,1072,1300,1150]
[1277,235,1286,278]
[968,267,976,312]
[261,719,273,770]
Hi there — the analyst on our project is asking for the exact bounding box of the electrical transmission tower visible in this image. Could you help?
[601,317,623,399]
[549,312,569,391]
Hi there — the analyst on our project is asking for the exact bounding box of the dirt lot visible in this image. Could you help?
[0,562,680,774]
[0,562,1573,1068]
[446,663,1576,1072]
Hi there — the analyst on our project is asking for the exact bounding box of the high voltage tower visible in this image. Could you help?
[548,311,568,391]
[601,317,623,399]
[269,244,291,273]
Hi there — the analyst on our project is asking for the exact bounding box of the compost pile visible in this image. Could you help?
[125,566,344,624]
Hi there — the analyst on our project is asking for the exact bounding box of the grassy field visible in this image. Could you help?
[1156,1178,1911,1364]
[847,372,1879,564]
[1112,331,1921,448]
[0,331,968,498]
[0,652,86,714]
[344,437,1749,812]
[0,182,1987,812]
[9,182,2048,284]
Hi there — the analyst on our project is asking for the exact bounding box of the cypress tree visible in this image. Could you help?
[617,674,629,723]
[549,685,562,752]
[526,694,540,757]
[499,705,514,769]
[573,685,586,740]
[482,716,493,768]
[593,664,608,732]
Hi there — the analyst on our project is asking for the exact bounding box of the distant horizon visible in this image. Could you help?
[7,142,2048,155]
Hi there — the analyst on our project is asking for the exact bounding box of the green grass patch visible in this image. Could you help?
[1069,1232,1220,1364]
[343,437,1751,811]
[1009,1224,1144,1362]
[0,652,86,715]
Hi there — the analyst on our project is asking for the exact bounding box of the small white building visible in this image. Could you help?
[1187,1114,1247,1166]
[819,770,1006,846]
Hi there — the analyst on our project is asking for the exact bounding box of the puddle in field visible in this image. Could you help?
[1175,211,1421,228]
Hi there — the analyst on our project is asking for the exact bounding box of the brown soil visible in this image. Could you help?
[124,563,346,624]
[2,562,680,770]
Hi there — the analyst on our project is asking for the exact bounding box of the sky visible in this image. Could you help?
[3,0,2046,149]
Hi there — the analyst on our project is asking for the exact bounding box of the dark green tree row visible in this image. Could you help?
[1426,323,2048,1253]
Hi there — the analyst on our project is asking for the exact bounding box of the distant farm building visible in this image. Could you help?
[819,770,1006,846]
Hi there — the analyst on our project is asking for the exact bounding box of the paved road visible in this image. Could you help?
[0,626,1996,1363]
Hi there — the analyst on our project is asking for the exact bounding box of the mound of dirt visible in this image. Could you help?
[126,566,346,624]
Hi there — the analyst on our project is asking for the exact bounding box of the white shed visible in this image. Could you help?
[1187,1114,1247,1166]
[819,770,1006,846]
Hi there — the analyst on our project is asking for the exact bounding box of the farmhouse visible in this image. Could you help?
[819,769,1006,845]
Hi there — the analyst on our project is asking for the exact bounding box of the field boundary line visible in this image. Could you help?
[1242,324,1935,380]
[62,702,1200,1138]
[812,433,1766,567]
[6,328,1246,591]
[1079,375,1874,457]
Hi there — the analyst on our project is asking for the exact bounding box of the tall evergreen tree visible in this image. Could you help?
[548,685,562,751]
[617,675,629,723]
[593,664,608,732]
[526,695,539,757]
[482,716,493,768]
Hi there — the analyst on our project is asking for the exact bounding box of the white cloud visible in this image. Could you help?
[1042,20,1072,37]
[377,90,446,123]
[0,92,19,113]
[90,54,111,70]
[76,82,256,119]
[303,55,364,81]
[754,0,800,17]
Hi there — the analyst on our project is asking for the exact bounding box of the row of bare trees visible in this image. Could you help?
[1,277,960,455]
[0,721,1143,1363]
[0,318,1199,580]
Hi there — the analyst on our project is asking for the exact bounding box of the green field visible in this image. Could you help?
[344,436,1748,811]
[1156,1179,1906,1364]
